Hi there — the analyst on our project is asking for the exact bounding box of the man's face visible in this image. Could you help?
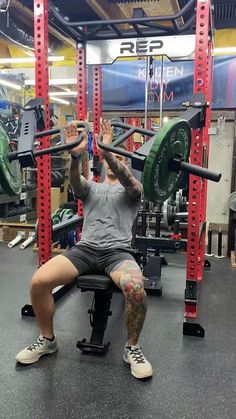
[103,153,128,179]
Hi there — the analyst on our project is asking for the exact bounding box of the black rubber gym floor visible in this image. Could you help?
[0,241,236,419]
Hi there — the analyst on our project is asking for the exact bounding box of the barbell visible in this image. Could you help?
[0,113,221,203]
[97,117,221,203]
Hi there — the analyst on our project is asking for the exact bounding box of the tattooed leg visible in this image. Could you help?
[110,260,147,346]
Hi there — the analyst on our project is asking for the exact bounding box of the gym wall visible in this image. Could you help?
[207,112,236,256]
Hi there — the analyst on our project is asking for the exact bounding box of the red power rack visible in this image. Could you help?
[184,0,213,336]
[34,0,215,337]
[92,66,102,183]
[34,0,51,266]
[77,47,87,218]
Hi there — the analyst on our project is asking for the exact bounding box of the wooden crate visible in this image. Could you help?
[0,222,35,242]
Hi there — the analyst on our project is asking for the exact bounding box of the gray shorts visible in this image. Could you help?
[63,244,137,276]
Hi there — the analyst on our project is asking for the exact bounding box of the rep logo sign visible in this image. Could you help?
[120,40,164,56]
[86,35,195,64]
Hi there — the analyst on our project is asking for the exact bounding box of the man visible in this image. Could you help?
[16,121,153,380]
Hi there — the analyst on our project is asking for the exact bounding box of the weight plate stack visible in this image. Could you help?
[0,122,22,195]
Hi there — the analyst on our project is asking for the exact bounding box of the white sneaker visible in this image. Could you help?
[15,335,58,364]
[123,344,153,379]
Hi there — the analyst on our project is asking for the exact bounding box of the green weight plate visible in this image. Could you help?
[143,118,191,203]
[60,208,74,221]
[59,209,74,248]
[0,122,22,195]
[52,208,63,225]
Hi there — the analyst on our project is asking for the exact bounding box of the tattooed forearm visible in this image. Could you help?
[103,151,142,199]
[70,157,89,200]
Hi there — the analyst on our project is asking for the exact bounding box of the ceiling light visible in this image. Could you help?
[163,116,169,123]
[61,87,73,92]
[48,56,64,62]
[25,78,77,86]
[213,47,236,55]
[50,96,70,105]
[49,91,77,97]
[0,78,21,90]
[0,56,64,65]
[0,57,35,64]
[48,78,76,85]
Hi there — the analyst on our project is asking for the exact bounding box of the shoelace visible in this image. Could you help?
[27,337,45,352]
[128,347,146,364]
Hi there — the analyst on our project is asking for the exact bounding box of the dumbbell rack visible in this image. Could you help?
[0,190,37,222]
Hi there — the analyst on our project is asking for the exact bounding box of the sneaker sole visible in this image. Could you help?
[123,354,153,379]
[15,347,58,365]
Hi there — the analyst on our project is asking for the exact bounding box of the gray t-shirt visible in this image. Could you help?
[78,181,141,249]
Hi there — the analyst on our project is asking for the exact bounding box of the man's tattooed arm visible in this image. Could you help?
[103,151,142,199]
[70,156,90,200]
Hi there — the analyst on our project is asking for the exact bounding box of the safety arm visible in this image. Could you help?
[102,150,142,199]
[70,155,90,200]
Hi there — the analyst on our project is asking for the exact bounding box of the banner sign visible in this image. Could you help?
[88,56,236,110]
[86,35,195,64]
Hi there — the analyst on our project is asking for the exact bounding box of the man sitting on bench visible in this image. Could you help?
[16,120,153,380]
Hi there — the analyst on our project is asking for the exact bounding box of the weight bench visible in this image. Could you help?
[76,274,117,355]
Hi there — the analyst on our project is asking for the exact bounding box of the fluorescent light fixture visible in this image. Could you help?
[48,78,76,85]
[48,56,64,62]
[0,78,21,90]
[49,91,77,97]
[213,47,236,55]
[25,77,77,86]
[61,87,73,92]
[0,56,64,64]
[50,96,70,105]
[0,57,35,64]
